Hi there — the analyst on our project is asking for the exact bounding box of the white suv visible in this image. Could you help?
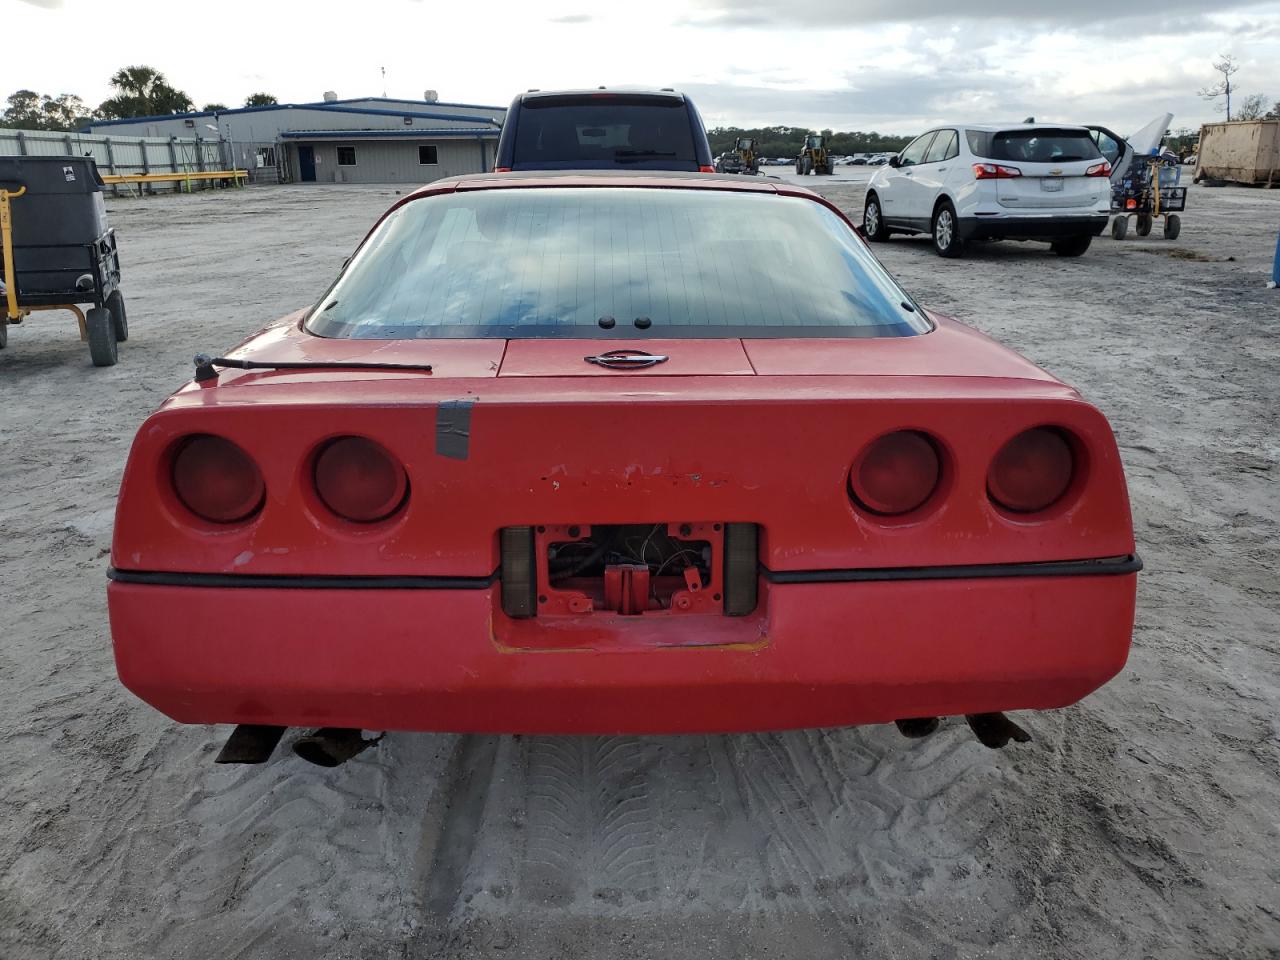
[863,124,1113,258]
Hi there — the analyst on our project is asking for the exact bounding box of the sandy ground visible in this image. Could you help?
[1,175,1278,960]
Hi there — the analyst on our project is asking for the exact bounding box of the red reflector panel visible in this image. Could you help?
[172,435,265,523]
[314,437,408,523]
[850,431,940,516]
[988,428,1074,514]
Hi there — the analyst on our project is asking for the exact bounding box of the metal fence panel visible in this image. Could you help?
[0,127,240,192]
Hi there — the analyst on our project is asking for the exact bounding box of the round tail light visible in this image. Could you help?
[850,431,941,516]
[988,428,1074,513]
[314,437,408,523]
[171,435,265,523]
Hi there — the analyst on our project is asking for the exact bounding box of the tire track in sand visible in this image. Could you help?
[517,736,661,908]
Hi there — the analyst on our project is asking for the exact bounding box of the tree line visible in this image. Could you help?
[2,65,278,132]
[709,126,911,158]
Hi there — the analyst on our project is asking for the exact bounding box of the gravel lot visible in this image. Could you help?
[1,175,1277,960]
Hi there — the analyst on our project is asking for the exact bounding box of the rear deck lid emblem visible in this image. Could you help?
[584,349,669,369]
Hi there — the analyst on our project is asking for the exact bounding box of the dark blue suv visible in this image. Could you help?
[494,89,715,173]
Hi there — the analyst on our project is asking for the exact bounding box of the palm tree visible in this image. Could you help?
[98,65,193,119]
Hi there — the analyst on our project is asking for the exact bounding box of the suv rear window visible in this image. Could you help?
[971,128,1102,164]
[511,95,699,171]
[308,188,929,340]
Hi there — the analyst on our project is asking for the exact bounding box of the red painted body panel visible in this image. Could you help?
[110,574,1136,734]
[107,175,1139,733]
[110,373,1130,577]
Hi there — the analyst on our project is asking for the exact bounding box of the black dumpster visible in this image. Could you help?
[0,156,127,366]
[0,156,108,244]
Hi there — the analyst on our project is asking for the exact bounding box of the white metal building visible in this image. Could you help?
[82,95,506,184]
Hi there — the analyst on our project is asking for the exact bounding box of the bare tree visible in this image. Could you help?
[1236,93,1269,121]
[1199,54,1240,120]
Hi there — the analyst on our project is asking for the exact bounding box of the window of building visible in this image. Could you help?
[418,145,438,165]
[337,146,356,166]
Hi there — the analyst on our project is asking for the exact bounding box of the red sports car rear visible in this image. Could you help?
[107,173,1139,743]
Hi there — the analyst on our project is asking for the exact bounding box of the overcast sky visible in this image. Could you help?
[7,0,1280,135]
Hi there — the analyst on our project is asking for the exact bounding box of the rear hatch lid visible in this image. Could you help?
[980,128,1107,209]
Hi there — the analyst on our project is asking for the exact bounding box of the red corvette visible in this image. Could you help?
[108,172,1139,761]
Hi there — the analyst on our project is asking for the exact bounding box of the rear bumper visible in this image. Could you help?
[959,214,1110,241]
[108,560,1139,734]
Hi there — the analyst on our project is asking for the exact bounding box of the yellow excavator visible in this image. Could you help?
[735,137,760,175]
[796,133,832,176]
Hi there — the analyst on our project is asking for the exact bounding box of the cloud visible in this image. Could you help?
[678,65,1221,138]
[549,13,592,23]
[686,0,1270,27]
[16,0,62,7]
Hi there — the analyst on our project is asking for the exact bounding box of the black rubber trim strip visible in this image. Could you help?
[107,567,499,590]
[108,554,1141,590]
[761,553,1142,584]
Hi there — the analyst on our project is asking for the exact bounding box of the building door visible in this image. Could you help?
[298,145,316,182]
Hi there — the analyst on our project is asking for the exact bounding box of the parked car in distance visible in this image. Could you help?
[868,155,889,165]
[863,124,1113,257]
[107,171,1139,760]
[494,88,715,173]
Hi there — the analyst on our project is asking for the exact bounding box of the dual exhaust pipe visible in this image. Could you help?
[215,712,1029,767]
[215,725,381,767]
[895,712,1032,749]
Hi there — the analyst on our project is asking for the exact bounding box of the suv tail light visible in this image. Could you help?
[171,435,265,523]
[1085,161,1112,177]
[699,165,717,173]
[313,436,408,523]
[493,166,512,173]
[972,163,1022,179]
[988,428,1074,514]
[850,431,941,516]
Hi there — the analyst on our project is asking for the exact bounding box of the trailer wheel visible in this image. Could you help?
[1111,216,1128,240]
[1163,214,1181,240]
[1135,214,1153,237]
[106,290,129,342]
[86,306,118,367]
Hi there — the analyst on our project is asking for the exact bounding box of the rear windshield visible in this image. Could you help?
[970,128,1102,164]
[511,96,698,171]
[307,188,929,340]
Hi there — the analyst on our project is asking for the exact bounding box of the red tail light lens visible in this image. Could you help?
[1085,161,1112,177]
[493,166,512,173]
[172,435,265,523]
[850,431,941,516]
[698,165,717,173]
[988,428,1074,514]
[972,162,1022,179]
[314,436,408,523]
